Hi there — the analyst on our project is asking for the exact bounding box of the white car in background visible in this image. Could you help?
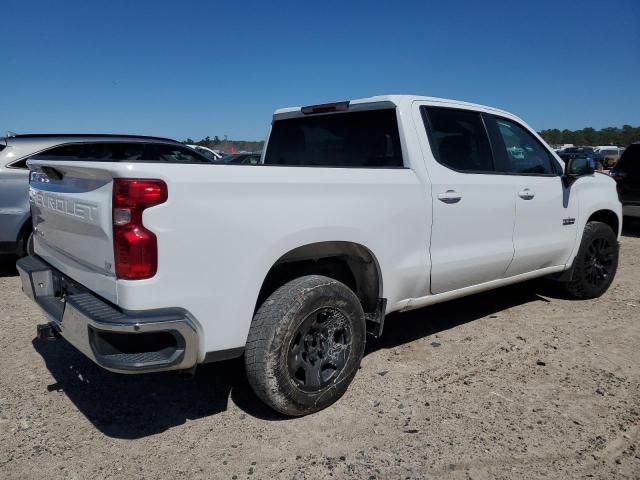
[187,144,223,161]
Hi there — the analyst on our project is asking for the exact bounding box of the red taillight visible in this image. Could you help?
[113,179,167,280]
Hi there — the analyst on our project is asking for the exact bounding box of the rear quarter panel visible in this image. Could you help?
[104,163,431,357]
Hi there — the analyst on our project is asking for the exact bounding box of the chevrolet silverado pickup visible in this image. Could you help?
[17,95,622,416]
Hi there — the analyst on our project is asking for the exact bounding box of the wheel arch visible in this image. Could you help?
[587,209,620,237]
[558,208,621,282]
[254,241,383,315]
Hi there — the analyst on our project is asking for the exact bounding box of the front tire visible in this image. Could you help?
[245,275,366,416]
[561,221,619,299]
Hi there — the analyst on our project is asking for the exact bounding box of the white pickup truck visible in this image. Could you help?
[18,95,621,416]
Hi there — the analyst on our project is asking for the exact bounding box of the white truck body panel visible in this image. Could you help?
[26,95,622,363]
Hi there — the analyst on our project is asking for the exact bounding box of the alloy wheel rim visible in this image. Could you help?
[287,307,352,392]
[584,237,615,287]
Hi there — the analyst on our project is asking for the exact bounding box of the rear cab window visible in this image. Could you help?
[264,108,404,168]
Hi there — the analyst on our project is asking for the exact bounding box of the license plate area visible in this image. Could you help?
[26,263,88,324]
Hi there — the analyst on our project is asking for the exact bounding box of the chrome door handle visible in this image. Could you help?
[518,188,535,200]
[437,189,462,204]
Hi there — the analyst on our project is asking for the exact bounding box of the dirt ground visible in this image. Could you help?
[1,223,639,480]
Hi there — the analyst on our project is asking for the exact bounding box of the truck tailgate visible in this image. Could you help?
[29,162,117,303]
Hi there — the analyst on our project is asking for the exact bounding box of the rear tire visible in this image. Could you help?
[560,221,619,299]
[245,275,366,416]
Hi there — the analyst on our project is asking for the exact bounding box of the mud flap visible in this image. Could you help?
[365,298,387,339]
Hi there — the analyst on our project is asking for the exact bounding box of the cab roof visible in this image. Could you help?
[274,94,515,119]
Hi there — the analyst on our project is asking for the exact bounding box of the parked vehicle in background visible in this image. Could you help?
[187,144,223,161]
[0,134,202,257]
[219,153,261,164]
[17,95,622,416]
[594,147,623,169]
[611,142,640,218]
[558,146,595,163]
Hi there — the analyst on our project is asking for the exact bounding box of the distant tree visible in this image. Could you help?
[582,127,596,146]
[539,125,640,147]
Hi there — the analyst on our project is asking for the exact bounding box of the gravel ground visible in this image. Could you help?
[1,223,639,480]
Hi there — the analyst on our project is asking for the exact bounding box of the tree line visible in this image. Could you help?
[183,135,264,153]
[538,125,639,147]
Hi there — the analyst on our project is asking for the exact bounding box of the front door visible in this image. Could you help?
[483,115,578,276]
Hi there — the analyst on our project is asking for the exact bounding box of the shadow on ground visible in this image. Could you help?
[0,255,18,278]
[33,279,554,439]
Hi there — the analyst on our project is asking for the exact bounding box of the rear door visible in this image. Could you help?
[484,115,578,276]
[417,105,516,294]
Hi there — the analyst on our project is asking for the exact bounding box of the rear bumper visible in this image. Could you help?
[17,256,199,374]
[622,204,640,218]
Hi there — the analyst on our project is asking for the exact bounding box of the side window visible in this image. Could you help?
[422,107,494,172]
[31,143,211,163]
[31,143,87,160]
[486,116,556,175]
[195,147,216,161]
[31,143,145,161]
[8,158,29,169]
[144,144,210,163]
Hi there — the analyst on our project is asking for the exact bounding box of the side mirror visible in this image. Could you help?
[565,157,595,178]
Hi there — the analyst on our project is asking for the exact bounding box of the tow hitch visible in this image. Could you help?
[37,323,60,341]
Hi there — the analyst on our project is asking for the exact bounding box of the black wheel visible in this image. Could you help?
[245,275,366,416]
[561,221,619,299]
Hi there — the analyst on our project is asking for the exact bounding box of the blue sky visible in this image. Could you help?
[1,0,638,140]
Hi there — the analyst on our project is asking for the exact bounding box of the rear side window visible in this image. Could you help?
[32,142,144,161]
[30,142,211,163]
[144,144,210,163]
[485,116,557,175]
[8,159,29,169]
[422,107,494,172]
[194,147,217,161]
[264,109,404,168]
